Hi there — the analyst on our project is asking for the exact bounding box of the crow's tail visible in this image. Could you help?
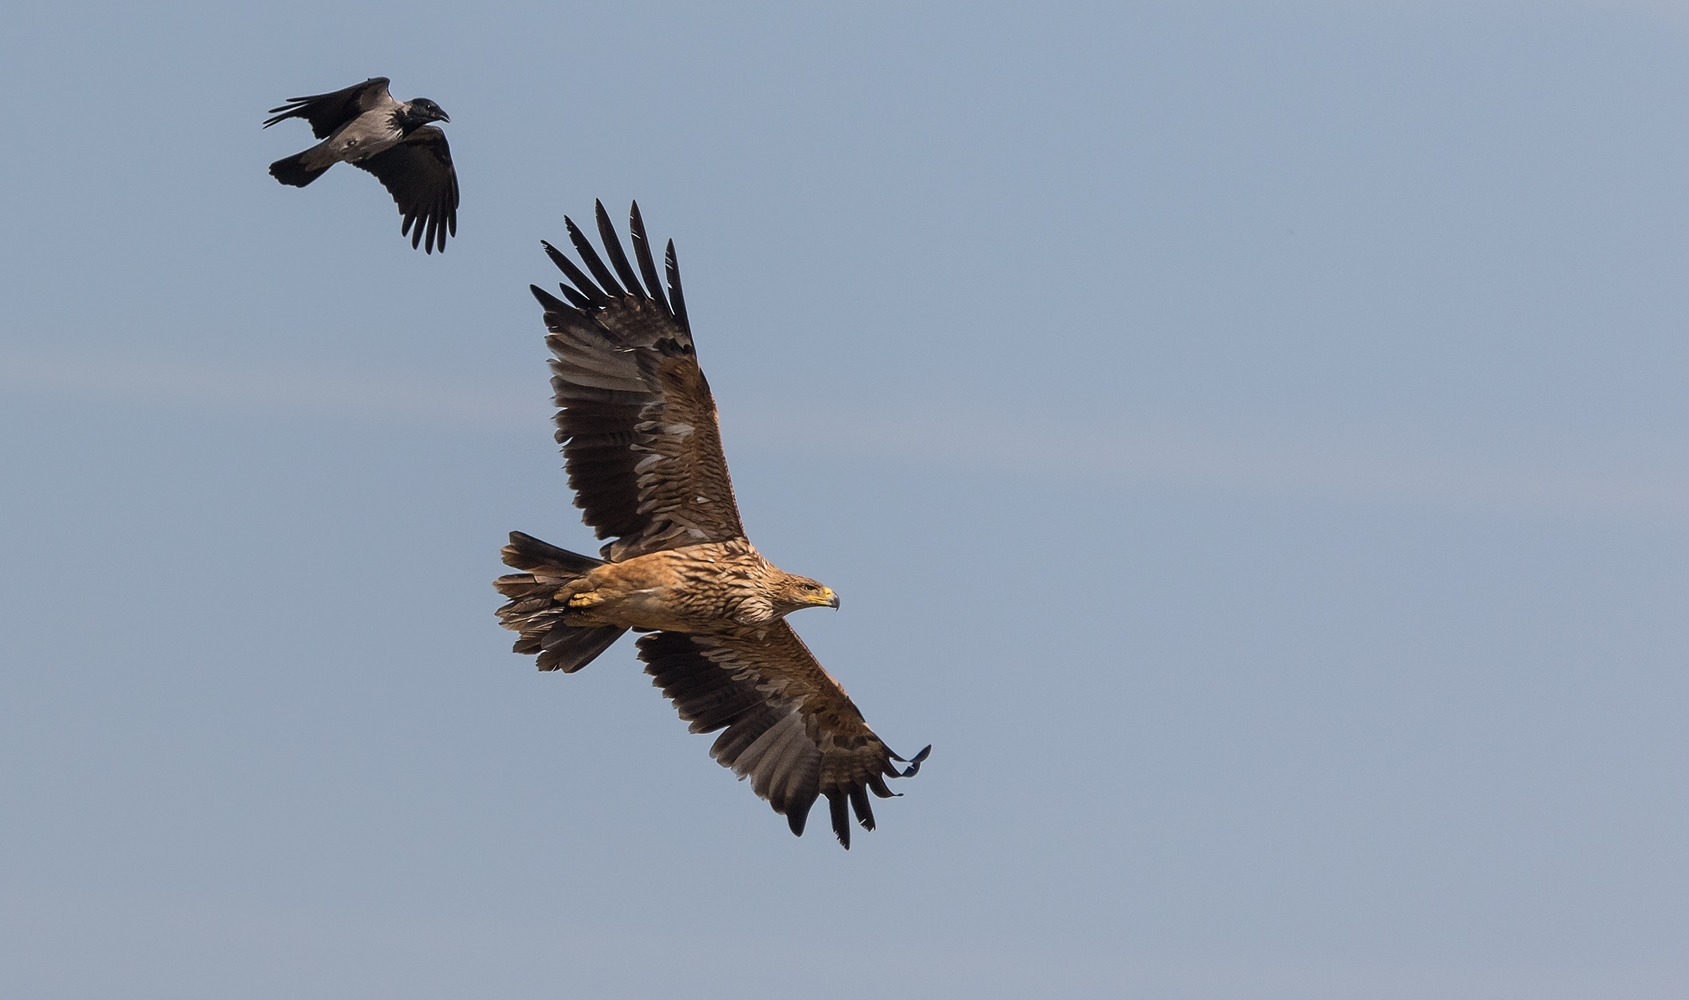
[268,151,331,187]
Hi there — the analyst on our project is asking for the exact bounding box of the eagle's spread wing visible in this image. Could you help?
[638,623,929,848]
[530,202,746,560]
[263,77,393,138]
[353,126,459,254]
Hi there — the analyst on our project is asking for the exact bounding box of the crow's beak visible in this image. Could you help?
[437,111,451,123]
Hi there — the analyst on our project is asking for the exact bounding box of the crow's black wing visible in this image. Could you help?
[263,77,393,138]
[353,126,458,253]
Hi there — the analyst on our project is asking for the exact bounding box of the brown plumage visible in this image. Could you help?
[495,202,927,848]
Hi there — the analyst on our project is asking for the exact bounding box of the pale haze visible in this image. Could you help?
[2,2,1687,997]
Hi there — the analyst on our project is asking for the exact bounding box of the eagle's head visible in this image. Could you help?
[772,573,839,615]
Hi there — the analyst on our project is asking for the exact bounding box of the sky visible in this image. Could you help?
[2,1,1688,997]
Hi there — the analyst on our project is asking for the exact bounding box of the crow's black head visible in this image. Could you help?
[399,98,450,130]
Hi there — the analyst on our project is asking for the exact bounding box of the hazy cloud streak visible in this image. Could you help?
[0,346,537,429]
[6,347,1686,520]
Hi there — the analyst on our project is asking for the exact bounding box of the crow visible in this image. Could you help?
[264,77,459,253]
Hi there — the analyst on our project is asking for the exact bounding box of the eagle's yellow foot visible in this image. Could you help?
[565,591,605,609]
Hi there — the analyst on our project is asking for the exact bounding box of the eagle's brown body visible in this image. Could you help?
[514,538,833,634]
[494,203,925,848]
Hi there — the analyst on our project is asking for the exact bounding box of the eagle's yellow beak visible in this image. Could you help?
[817,587,840,609]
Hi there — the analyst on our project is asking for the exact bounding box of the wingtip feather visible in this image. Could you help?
[530,284,570,312]
[566,215,625,296]
[849,786,876,831]
[595,200,646,299]
[542,240,608,305]
[627,201,672,315]
[891,744,932,778]
[828,792,851,849]
[664,239,689,331]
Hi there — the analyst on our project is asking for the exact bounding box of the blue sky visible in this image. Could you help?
[3,1,1687,997]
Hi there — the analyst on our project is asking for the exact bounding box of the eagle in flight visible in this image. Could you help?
[263,77,458,253]
[495,202,928,848]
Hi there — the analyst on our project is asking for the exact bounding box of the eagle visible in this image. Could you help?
[495,202,928,848]
[263,77,459,253]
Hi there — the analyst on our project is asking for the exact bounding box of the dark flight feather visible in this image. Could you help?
[627,202,672,317]
[263,77,392,138]
[542,241,608,306]
[664,241,689,332]
[354,126,458,254]
[594,201,647,301]
[565,216,625,297]
[530,285,571,313]
[828,793,851,849]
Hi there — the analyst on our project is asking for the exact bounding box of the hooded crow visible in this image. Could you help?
[264,77,459,253]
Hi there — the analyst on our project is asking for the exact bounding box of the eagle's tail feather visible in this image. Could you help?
[495,531,626,673]
[269,152,331,188]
